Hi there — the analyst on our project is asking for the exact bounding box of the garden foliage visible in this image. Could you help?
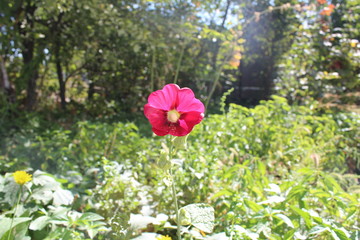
[0,97,359,239]
[0,0,359,239]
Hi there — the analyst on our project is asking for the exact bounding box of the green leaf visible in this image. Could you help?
[309,225,329,236]
[162,174,173,187]
[290,206,312,229]
[233,225,259,240]
[31,189,54,205]
[53,189,74,206]
[157,150,171,171]
[32,171,60,187]
[79,212,104,222]
[244,199,263,212]
[0,217,31,239]
[331,228,350,240]
[29,216,49,231]
[133,45,140,53]
[11,219,30,240]
[2,181,19,205]
[286,185,307,202]
[330,229,341,240]
[178,203,215,233]
[211,189,234,199]
[350,230,359,240]
[284,229,296,240]
[258,196,285,205]
[172,136,188,150]
[274,214,294,228]
[322,174,342,192]
[257,161,266,176]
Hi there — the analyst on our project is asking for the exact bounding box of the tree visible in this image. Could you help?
[235,1,299,105]
[274,0,359,106]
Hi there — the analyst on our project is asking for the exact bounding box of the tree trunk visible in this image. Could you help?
[51,12,66,110]
[88,81,95,100]
[0,55,16,103]
[55,47,66,110]
[0,56,10,91]
[19,1,39,111]
[23,40,39,111]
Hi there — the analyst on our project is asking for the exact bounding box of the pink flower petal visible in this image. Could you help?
[180,111,204,129]
[144,104,167,129]
[176,88,205,113]
[148,84,180,110]
[168,112,204,136]
[169,120,189,136]
[152,127,169,136]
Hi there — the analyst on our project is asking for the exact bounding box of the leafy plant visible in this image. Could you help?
[0,170,107,240]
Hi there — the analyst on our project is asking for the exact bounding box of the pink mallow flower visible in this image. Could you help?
[144,84,205,136]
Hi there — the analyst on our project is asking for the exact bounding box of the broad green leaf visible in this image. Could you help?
[11,219,30,240]
[31,189,54,204]
[3,181,19,205]
[53,189,74,206]
[0,217,31,238]
[178,203,214,233]
[32,171,60,187]
[29,216,49,231]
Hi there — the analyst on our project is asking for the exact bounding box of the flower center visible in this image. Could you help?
[167,109,180,123]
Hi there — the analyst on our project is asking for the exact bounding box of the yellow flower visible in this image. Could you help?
[13,171,32,185]
[350,40,358,48]
[156,235,172,240]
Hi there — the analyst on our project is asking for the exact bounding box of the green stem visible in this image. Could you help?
[171,172,181,240]
[8,186,22,240]
[205,53,229,111]
[150,47,156,92]
[174,43,185,84]
[168,137,181,240]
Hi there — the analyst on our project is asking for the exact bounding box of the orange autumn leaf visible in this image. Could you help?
[320,4,335,16]
[229,59,240,68]
[317,0,327,4]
